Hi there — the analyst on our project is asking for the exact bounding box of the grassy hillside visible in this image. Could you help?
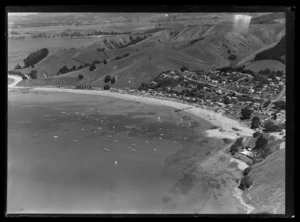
[12,16,286,89]
[243,149,285,214]
[244,60,285,73]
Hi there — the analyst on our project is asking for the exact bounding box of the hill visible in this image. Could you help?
[13,14,286,89]
[242,149,285,214]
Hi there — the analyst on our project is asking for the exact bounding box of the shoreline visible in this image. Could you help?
[8,85,256,213]
[22,86,255,141]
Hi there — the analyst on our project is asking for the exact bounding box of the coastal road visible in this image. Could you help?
[8,75,22,87]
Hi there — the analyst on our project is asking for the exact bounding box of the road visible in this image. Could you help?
[8,75,22,87]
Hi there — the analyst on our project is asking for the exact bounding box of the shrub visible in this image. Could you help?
[243,166,252,176]
[110,77,116,84]
[103,59,107,64]
[89,64,96,71]
[273,100,286,110]
[229,137,244,155]
[238,176,253,190]
[228,54,237,60]
[104,75,111,83]
[78,74,83,80]
[28,70,38,79]
[180,66,189,72]
[240,107,253,120]
[263,120,281,133]
[103,84,110,90]
[251,116,261,129]
[253,131,261,138]
[253,135,268,151]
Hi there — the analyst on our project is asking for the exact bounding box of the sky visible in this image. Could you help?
[8,13,37,16]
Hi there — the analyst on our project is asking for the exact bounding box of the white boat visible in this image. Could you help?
[103,148,109,152]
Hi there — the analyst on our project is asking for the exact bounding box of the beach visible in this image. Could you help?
[8,86,256,214]
[29,87,255,140]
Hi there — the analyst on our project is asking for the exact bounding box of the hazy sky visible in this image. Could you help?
[8,13,37,16]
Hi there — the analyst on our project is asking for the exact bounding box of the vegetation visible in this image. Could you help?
[78,74,83,80]
[240,107,253,120]
[104,75,111,83]
[238,175,254,190]
[273,100,286,111]
[23,48,49,68]
[103,84,110,90]
[228,54,237,60]
[251,116,261,129]
[263,120,282,133]
[28,70,38,79]
[111,77,116,84]
[57,65,76,75]
[253,131,261,138]
[89,64,96,71]
[216,66,254,76]
[180,66,189,72]
[243,166,252,176]
[229,137,244,155]
[253,135,268,151]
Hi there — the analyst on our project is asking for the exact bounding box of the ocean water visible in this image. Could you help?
[7,90,215,214]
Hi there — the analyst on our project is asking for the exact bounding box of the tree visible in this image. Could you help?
[229,137,244,155]
[224,97,231,105]
[78,74,83,80]
[243,166,252,176]
[103,84,110,90]
[238,176,253,190]
[180,66,189,72]
[253,135,268,151]
[228,54,237,60]
[240,107,253,120]
[253,131,261,138]
[28,70,38,79]
[110,77,116,84]
[251,116,261,129]
[89,64,96,71]
[104,75,111,83]
[103,59,107,64]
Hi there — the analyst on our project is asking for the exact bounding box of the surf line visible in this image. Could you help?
[174,106,193,112]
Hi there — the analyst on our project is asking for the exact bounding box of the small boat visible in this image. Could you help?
[103,148,109,152]
[114,160,118,167]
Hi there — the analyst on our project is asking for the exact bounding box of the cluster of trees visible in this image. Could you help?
[252,134,272,159]
[28,70,38,79]
[103,75,116,90]
[258,68,285,78]
[23,48,49,68]
[57,65,77,75]
[216,66,255,76]
[263,120,284,133]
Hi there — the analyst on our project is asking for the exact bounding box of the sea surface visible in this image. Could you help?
[7,90,217,214]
